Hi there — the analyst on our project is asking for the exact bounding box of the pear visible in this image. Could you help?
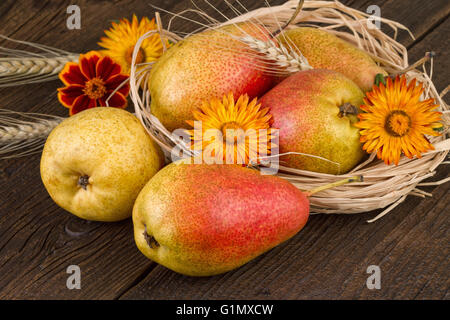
[260,69,365,174]
[149,23,278,132]
[132,161,309,276]
[41,107,164,222]
[279,27,388,92]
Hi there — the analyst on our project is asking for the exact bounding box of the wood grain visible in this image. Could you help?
[0,0,448,300]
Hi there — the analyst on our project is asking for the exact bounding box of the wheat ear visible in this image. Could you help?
[0,110,64,159]
[240,36,312,73]
[240,0,311,74]
[0,54,79,87]
[0,34,78,87]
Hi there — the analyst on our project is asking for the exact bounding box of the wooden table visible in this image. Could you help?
[0,0,448,300]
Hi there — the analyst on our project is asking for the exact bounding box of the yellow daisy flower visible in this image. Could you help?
[355,75,443,165]
[98,15,168,74]
[186,93,277,165]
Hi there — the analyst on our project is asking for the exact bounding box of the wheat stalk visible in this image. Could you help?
[0,34,79,87]
[0,55,79,85]
[0,119,60,142]
[236,0,310,74]
[0,110,63,159]
[240,36,312,73]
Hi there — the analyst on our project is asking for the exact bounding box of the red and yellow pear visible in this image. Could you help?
[132,161,309,276]
[149,23,278,132]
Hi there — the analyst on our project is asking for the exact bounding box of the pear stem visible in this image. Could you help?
[305,176,363,197]
[391,51,435,76]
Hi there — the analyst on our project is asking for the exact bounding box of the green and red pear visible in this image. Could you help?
[279,27,388,92]
[260,69,366,174]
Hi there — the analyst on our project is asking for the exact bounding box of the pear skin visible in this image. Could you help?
[260,69,365,174]
[280,27,388,92]
[133,161,309,276]
[41,108,165,222]
[149,23,278,132]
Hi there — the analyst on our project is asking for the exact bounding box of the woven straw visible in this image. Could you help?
[129,0,449,221]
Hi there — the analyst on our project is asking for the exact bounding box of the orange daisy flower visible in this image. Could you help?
[57,51,130,116]
[186,93,277,166]
[98,15,168,74]
[355,75,443,165]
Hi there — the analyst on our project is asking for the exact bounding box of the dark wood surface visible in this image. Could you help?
[0,0,448,300]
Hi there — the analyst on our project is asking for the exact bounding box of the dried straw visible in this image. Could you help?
[129,0,449,221]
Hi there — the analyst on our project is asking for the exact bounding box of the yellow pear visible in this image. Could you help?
[40,107,164,222]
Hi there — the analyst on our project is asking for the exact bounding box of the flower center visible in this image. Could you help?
[84,77,107,99]
[221,122,245,144]
[125,46,146,66]
[221,121,241,133]
[385,110,412,137]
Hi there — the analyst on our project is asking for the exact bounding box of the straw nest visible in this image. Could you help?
[129,0,449,222]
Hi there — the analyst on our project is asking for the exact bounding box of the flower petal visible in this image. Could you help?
[70,95,96,116]
[59,62,87,86]
[99,92,127,108]
[79,51,101,79]
[96,56,122,81]
[57,85,84,108]
[105,74,130,96]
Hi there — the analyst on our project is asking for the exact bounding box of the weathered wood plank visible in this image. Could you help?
[0,0,448,300]
[0,155,158,299]
[408,16,449,93]
[342,0,450,47]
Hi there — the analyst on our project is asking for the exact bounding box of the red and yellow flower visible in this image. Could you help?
[57,51,130,116]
